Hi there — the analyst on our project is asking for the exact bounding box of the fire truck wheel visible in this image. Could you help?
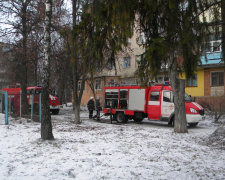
[51,109,59,115]
[134,118,143,123]
[134,112,143,123]
[168,116,174,126]
[116,112,128,123]
[11,103,15,114]
[188,123,198,127]
[33,104,39,114]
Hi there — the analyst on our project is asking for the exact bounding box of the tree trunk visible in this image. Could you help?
[173,79,187,133]
[21,78,29,115]
[41,0,54,140]
[222,0,225,63]
[169,56,188,133]
[74,98,81,124]
[71,0,83,124]
[72,66,81,124]
[88,71,97,100]
[34,55,38,85]
[59,84,65,104]
[21,2,29,115]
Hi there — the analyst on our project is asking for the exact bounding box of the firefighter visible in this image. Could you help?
[87,97,95,119]
[95,97,101,121]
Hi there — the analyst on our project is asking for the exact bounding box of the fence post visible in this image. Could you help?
[5,92,8,125]
[20,91,22,117]
[31,94,34,120]
[9,96,11,115]
[39,93,41,122]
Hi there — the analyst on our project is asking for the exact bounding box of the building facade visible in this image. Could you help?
[81,29,224,112]
[80,30,145,105]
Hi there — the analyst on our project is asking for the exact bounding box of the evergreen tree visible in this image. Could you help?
[90,0,212,133]
[137,0,205,132]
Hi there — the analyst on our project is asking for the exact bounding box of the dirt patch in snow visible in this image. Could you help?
[201,126,225,150]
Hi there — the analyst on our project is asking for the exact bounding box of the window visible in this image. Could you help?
[150,91,160,101]
[107,61,115,70]
[104,89,118,108]
[204,32,222,53]
[127,38,131,45]
[123,57,130,68]
[163,91,172,102]
[78,81,85,91]
[137,32,146,45]
[95,79,101,90]
[107,79,115,86]
[27,89,32,95]
[164,77,169,81]
[185,93,193,102]
[119,89,128,109]
[186,74,197,87]
[35,89,41,94]
[110,79,114,84]
[212,41,221,52]
[135,55,141,67]
[158,77,163,83]
[211,72,224,86]
[78,81,81,91]
[205,33,221,53]
[157,76,169,83]
[205,42,211,53]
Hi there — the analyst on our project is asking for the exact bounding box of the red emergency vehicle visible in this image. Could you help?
[103,83,204,127]
[2,86,62,115]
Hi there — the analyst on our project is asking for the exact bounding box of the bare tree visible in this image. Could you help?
[59,0,87,124]
[41,0,54,140]
[0,0,43,114]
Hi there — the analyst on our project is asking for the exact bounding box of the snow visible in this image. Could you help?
[0,107,225,180]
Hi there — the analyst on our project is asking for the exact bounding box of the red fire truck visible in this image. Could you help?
[103,83,204,127]
[2,86,62,115]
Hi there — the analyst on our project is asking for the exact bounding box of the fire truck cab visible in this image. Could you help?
[103,83,204,127]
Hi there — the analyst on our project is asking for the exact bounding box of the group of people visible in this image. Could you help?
[87,97,102,120]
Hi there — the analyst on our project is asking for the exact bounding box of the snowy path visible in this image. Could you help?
[0,108,224,180]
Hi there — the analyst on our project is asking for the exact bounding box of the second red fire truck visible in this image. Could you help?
[103,82,204,127]
[2,86,62,115]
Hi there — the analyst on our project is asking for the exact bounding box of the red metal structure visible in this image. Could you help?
[103,83,204,127]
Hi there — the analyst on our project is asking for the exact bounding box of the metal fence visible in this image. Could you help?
[0,90,42,123]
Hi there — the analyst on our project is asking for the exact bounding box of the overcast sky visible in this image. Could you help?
[0,0,72,43]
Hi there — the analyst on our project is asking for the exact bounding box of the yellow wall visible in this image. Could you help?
[179,70,204,97]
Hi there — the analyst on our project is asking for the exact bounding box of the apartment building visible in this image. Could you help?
[80,30,145,105]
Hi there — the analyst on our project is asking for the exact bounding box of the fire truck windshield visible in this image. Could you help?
[185,93,194,102]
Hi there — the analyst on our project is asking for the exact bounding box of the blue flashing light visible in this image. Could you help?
[164,81,169,85]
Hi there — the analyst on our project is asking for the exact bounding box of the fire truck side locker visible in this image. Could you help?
[128,89,145,111]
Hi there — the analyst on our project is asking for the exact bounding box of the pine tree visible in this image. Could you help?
[137,0,212,133]
[89,0,212,133]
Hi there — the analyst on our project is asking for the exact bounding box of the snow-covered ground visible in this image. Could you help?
[0,107,224,180]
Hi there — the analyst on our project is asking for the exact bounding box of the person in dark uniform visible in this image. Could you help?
[87,97,95,119]
[95,97,102,121]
